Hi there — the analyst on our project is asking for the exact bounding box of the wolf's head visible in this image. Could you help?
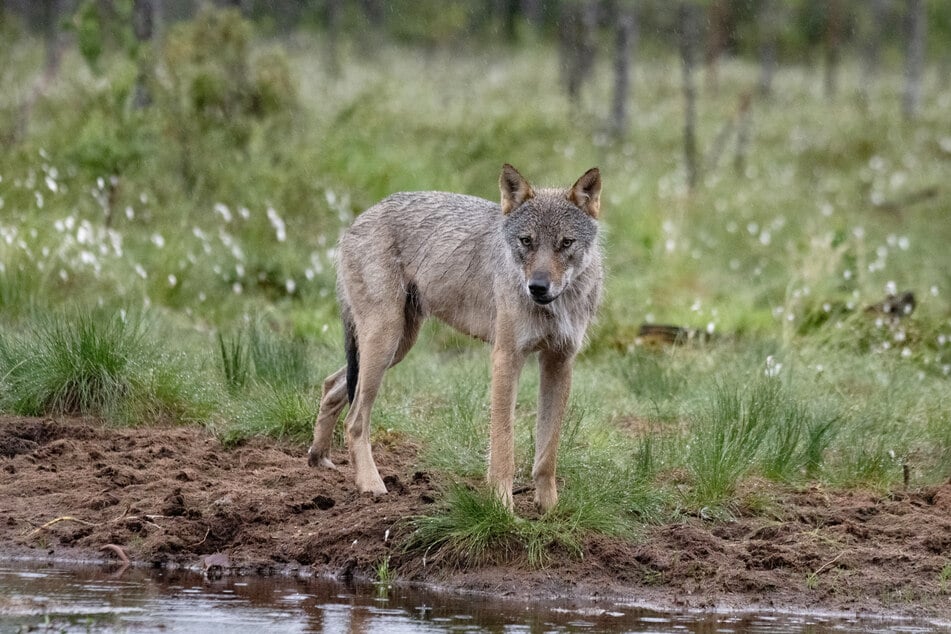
[498,164,601,306]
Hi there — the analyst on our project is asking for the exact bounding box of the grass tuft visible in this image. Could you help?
[217,330,250,393]
[0,309,146,416]
[248,323,312,388]
[409,485,524,568]
[685,379,775,509]
[0,307,212,425]
[221,384,316,446]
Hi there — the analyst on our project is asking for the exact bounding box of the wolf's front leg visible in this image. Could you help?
[533,350,574,512]
[487,337,525,510]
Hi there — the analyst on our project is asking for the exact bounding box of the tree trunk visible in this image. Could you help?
[521,0,542,26]
[558,4,580,102]
[353,0,383,57]
[324,0,341,77]
[902,0,926,120]
[15,0,64,140]
[42,0,63,77]
[860,0,887,105]
[679,1,699,191]
[559,1,597,106]
[823,0,842,100]
[498,0,520,41]
[757,0,777,98]
[132,0,154,109]
[359,0,384,28]
[705,0,729,95]
[734,92,753,176]
[611,3,637,139]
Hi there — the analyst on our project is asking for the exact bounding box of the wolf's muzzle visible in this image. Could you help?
[528,273,555,305]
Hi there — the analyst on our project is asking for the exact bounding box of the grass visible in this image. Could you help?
[686,381,774,508]
[217,330,250,393]
[940,562,951,594]
[374,555,393,598]
[408,484,587,569]
[0,307,213,424]
[2,11,951,567]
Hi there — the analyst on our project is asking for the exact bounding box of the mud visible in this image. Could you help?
[2,416,950,619]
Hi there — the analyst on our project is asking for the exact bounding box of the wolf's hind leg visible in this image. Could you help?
[344,317,408,495]
[308,365,348,469]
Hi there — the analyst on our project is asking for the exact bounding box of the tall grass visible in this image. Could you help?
[248,324,312,388]
[0,307,212,424]
[214,321,318,444]
[223,386,316,446]
[217,330,250,393]
[686,381,774,508]
[0,309,147,416]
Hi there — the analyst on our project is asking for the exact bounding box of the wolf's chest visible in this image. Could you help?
[515,302,587,353]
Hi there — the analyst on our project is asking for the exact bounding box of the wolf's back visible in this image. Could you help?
[337,191,508,342]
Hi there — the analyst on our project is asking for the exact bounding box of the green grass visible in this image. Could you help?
[222,383,316,446]
[0,306,214,424]
[1,308,148,416]
[408,484,593,569]
[217,329,250,393]
[374,555,393,598]
[2,10,951,568]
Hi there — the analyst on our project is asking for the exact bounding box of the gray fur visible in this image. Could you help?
[308,165,603,512]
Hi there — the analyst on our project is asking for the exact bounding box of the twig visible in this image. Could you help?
[191,528,211,547]
[810,551,845,577]
[124,515,164,530]
[109,505,132,524]
[23,516,99,538]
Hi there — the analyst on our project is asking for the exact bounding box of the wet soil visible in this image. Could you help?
[2,416,950,619]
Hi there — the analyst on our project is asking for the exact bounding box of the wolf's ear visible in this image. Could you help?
[568,167,602,219]
[499,164,535,215]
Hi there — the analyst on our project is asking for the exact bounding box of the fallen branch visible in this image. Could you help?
[23,516,98,538]
[810,551,845,578]
[191,528,211,548]
[873,186,938,213]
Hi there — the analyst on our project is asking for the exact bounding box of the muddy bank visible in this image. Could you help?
[1,416,950,619]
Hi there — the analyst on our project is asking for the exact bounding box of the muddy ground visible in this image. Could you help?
[2,415,950,620]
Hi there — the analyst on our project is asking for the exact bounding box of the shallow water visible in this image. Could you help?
[0,563,938,633]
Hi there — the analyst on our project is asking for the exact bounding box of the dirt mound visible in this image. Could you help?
[2,416,950,619]
[0,416,433,577]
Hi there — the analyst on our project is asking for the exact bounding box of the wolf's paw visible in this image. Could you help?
[493,484,515,512]
[355,470,388,497]
[307,446,337,470]
[533,481,558,514]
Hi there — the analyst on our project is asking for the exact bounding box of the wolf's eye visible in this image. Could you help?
[519,236,533,247]
[560,238,575,249]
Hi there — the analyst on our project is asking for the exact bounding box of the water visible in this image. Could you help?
[0,563,939,633]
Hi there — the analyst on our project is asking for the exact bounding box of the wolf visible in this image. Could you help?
[308,164,603,512]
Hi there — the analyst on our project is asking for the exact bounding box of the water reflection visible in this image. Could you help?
[0,563,938,633]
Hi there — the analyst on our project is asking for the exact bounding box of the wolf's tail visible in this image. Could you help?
[343,310,359,404]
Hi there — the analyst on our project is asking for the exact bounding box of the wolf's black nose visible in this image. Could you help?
[528,271,551,300]
[529,282,550,297]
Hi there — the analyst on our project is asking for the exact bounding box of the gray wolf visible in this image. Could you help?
[308,164,603,512]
